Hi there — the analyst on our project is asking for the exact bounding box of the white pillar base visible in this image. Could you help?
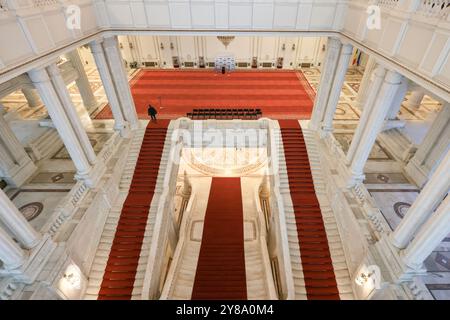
[404,157,429,188]
[1,158,37,188]
[74,161,106,189]
[116,122,132,138]
[375,235,427,283]
[319,125,332,139]
[0,234,56,284]
[405,91,425,110]
[130,120,140,131]
[346,171,366,188]
[381,120,406,131]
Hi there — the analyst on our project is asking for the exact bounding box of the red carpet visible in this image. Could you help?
[191,178,247,300]
[97,120,169,300]
[279,120,340,300]
[95,69,314,120]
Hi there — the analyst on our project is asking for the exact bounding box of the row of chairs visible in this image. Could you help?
[187,108,262,120]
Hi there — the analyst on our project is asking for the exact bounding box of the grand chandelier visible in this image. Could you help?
[217,36,235,48]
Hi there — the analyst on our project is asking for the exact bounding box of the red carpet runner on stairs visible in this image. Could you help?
[95,70,314,120]
[279,120,340,300]
[191,178,247,300]
[97,120,169,300]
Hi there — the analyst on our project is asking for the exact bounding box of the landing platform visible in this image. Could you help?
[95,69,315,120]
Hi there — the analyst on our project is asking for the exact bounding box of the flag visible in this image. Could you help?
[352,49,360,66]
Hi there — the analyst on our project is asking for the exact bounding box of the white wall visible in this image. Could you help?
[94,0,346,31]
[341,2,450,102]
[0,1,99,74]
[116,35,327,69]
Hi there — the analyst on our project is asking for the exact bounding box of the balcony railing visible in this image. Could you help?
[367,0,450,19]
[1,0,59,10]
[417,0,450,18]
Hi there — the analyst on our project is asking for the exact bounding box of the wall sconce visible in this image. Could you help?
[281,44,286,51]
[322,44,326,51]
[62,264,82,290]
[292,43,296,51]
[170,42,174,50]
[355,270,375,286]
[119,42,123,49]
[160,43,164,50]
[129,42,133,49]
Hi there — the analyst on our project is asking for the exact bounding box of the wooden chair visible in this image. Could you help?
[256,108,262,118]
[219,109,227,119]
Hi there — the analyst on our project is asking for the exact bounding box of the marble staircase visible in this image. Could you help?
[272,121,354,300]
[84,124,173,299]
[300,123,354,299]
[245,240,272,300]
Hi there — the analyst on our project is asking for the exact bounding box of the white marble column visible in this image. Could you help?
[21,86,42,108]
[401,195,450,269]
[103,36,139,130]
[391,151,450,249]
[347,70,403,185]
[47,63,97,165]
[0,112,37,187]
[309,37,342,131]
[89,40,129,137]
[405,89,425,109]
[64,50,98,111]
[28,67,97,187]
[405,104,450,187]
[0,188,41,249]
[346,66,386,165]
[321,43,354,133]
[355,56,377,110]
[386,78,408,120]
[0,226,25,270]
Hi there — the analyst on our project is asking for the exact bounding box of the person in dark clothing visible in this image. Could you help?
[221,66,226,74]
[148,105,158,121]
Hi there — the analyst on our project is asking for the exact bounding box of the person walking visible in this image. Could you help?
[148,104,158,122]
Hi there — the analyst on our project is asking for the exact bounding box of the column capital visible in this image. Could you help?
[341,43,354,54]
[102,35,119,49]
[46,63,61,77]
[27,67,50,84]
[384,70,403,85]
[373,66,387,78]
[327,37,342,49]
[89,39,104,53]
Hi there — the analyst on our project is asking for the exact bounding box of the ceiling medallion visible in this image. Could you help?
[217,36,235,49]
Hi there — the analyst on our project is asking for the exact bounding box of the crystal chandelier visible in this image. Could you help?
[217,36,235,49]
